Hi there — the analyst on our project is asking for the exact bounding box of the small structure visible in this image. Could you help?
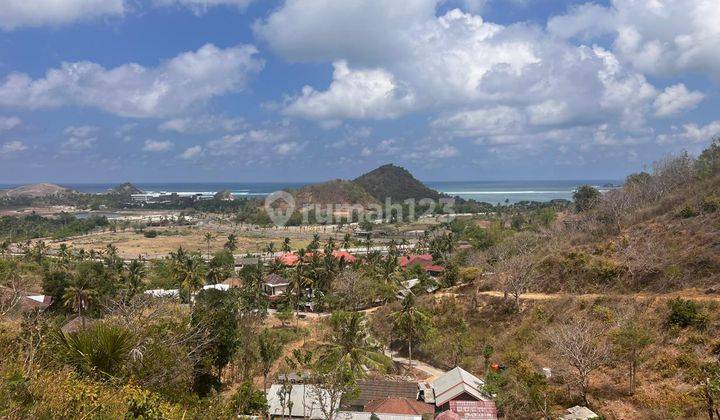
[222,277,243,288]
[266,384,338,419]
[348,379,419,410]
[364,397,434,416]
[264,273,290,297]
[234,256,259,270]
[447,401,497,419]
[398,254,445,277]
[144,289,180,298]
[332,250,357,264]
[336,413,421,420]
[397,279,439,299]
[277,252,301,266]
[560,406,600,420]
[430,367,491,410]
[20,294,53,312]
[202,283,230,291]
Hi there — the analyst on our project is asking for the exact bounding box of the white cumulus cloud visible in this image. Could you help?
[548,0,720,79]
[284,61,416,121]
[0,44,263,118]
[0,116,21,131]
[0,140,27,154]
[653,84,705,117]
[142,139,174,152]
[179,145,204,159]
[0,0,124,30]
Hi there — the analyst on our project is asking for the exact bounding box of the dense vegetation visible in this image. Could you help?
[1,138,720,418]
[0,213,109,242]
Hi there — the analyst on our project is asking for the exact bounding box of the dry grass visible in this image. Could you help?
[47,226,312,259]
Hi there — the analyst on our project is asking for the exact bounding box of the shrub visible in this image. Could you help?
[667,298,708,329]
[459,267,482,283]
[675,204,698,219]
[701,195,720,213]
[143,230,158,238]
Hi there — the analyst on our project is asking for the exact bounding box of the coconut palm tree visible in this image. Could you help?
[125,258,145,295]
[224,234,238,252]
[203,233,214,259]
[63,276,98,329]
[281,237,292,253]
[316,311,391,378]
[390,294,431,368]
[265,242,276,255]
[174,253,205,299]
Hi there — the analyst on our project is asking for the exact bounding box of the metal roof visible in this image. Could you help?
[431,367,489,406]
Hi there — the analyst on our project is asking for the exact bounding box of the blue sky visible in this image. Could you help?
[0,0,718,183]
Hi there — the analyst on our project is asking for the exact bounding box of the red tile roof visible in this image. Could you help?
[332,250,357,263]
[398,254,434,268]
[365,397,435,415]
[277,253,301,266]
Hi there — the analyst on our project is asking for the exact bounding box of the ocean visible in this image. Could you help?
[1,180,619,204]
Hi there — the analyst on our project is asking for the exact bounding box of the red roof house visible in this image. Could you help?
[365,397,435,416]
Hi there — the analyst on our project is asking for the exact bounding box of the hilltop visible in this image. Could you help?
[293,164,442,207]
[0,183,75,198]
[107,182,143,195]
[354,164,443,203]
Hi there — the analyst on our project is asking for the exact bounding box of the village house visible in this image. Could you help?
[266,383,338,419]
[263,273,290,297]
[425,367,495,415]
[398,254,445,277]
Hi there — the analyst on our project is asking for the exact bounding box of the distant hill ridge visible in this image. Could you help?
[293,164,442,206]
[0,183,75,198]
[108,182,144,195]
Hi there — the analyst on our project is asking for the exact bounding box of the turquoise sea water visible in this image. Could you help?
[0,180,619,204]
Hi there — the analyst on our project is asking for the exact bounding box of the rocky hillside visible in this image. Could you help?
[0,183,75,198]
[353,164,442,203]
[107,182,143,195]
[294,179,378,207]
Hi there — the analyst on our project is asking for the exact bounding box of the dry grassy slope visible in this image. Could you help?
[374,291,720,419]
[539,175,720,293]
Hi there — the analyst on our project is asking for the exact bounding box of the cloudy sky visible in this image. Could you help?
[0,0,718,183]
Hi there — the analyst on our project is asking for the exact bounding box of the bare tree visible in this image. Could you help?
[0,259,25,316]
[547,320,609,405]
[498,253,535,308]
[308,369,356,420]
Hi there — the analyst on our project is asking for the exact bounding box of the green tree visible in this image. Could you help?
[191,289,242,394]
[612,319,653,394]
[390,294,431,367]
[203,232,214,259]
[317,311,390,378]
[259,330,283,391]
[63,276,98,328]
[573,185,601,212]
[224,234,238,252]
[696,136,720,178]
[231,382,268,416]
[125,258,145,295]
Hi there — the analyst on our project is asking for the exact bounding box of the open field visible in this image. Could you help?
[47,226,314,259]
